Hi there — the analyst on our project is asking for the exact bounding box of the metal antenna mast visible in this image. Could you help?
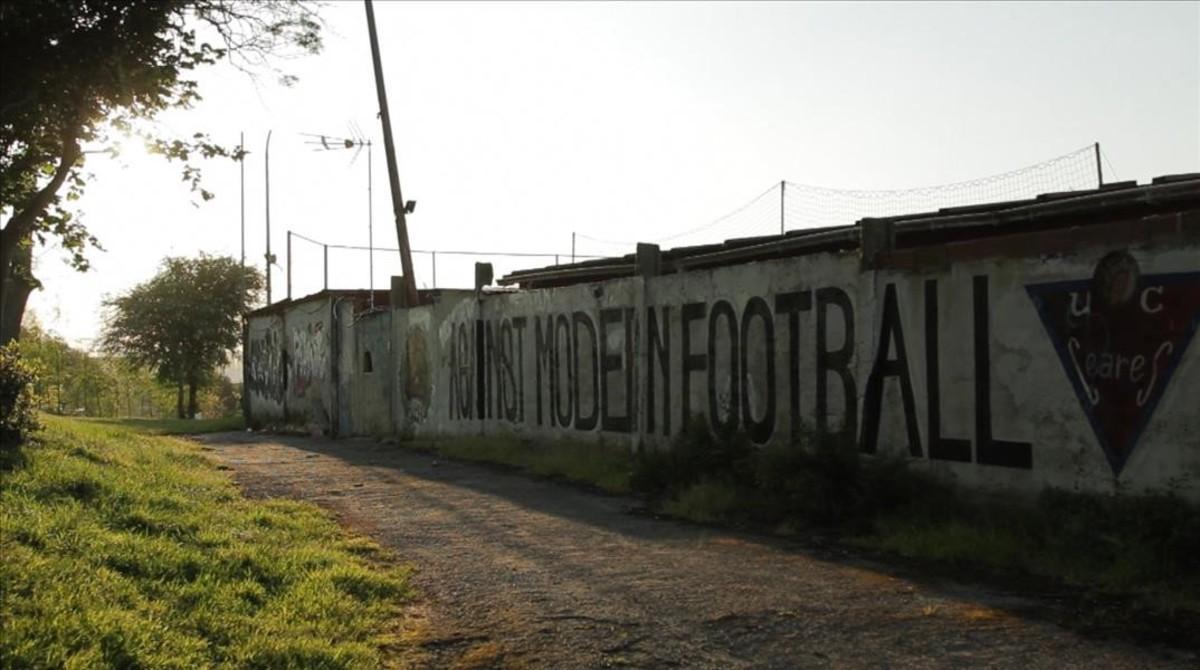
[303,129,377,308]
[265,130,274,304]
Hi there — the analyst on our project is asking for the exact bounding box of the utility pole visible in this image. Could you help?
[265,130,274,304]
[364,0,419,307]
[240,132,245,267]
[368,140,374,308]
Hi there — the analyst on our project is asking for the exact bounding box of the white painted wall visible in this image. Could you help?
[400,239,1200,500]
[250,232,1200,501]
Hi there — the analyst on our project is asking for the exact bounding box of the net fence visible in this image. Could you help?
[282,232,603,298]
[575,144,1101,258]
[278,144,1102,297]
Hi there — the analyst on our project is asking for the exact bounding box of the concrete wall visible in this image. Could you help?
[245,296,408,435]
[393,290,475,438]
[248,226,1200,500]
[286,299,334,428]
[245,295,335,429]
[343,309,392,437]
[245,312,286,422]
[409,237,1200,500]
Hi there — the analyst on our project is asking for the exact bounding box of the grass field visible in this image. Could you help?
[79,414,246,435]
[0,416,409,669]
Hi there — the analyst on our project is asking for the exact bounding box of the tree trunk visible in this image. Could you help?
[0,131,82,345]
[0,241,36,346]
[187,379,198,419]
[176,383,185,419]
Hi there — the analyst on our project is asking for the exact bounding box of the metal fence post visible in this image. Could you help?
[432,251,437,288]
[286,231,292,300]
[323,244,329,290]
[780,180,785,234]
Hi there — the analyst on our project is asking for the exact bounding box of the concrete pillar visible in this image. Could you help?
[390,275,407,308]
[636,242,662,278]
[474,262,494,291]
[859,217,895,269]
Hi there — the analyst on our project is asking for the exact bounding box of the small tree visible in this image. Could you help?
[103,255,260,418]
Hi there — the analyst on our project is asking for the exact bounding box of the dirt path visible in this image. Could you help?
[196,432,1193,669]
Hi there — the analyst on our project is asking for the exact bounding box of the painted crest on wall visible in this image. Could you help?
[1026,253,1200,476]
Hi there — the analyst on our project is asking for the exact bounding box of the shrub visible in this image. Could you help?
[631,414,756,496]
[754,430,953,528]
[662,478,741,523]
[635,417,956,530]
[1,343,40,448]
[1035,488,1200,584]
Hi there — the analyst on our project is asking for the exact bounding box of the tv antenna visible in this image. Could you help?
[302,123,392,309]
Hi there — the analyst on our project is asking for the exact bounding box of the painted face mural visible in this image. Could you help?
[1026,252,1200,475]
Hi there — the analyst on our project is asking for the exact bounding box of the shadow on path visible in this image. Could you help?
[195,431,1197,668]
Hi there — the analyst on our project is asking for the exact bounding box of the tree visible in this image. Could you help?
[102,255,261,418]
[0,0,321,345]
[18,316,178,417]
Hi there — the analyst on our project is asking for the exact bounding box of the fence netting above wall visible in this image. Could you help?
[574,144,1102,258]
[278,145,1103,298]
[283,232,604,299]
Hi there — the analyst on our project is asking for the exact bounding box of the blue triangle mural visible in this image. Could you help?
[1026,270,1200,476]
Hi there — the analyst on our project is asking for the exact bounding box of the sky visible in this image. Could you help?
[25,0,1200,347]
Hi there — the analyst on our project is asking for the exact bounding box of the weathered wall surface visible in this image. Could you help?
[416,238,1200,499]
[245,296,334,429]
[345,309,393,436]
[247,223,1200,500]
[393,291,475,438]
[285,299,333,428]
[245,313,285,422]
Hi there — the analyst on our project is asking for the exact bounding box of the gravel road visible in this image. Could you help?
[195,432,1195,669]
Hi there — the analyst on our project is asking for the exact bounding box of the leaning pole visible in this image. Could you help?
[364,0,419,307]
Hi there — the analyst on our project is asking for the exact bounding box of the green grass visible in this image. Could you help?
[408,435,634,495]
[661,478,741,524]
[0,415,409,669]
[79,414,246,435]
[857,490,1200,613]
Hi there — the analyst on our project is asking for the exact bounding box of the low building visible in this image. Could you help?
[245,174,1200,500]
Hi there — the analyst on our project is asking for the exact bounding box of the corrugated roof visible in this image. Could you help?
[498,174,1200,288]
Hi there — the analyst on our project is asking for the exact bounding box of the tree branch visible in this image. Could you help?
[1,129,82,277]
